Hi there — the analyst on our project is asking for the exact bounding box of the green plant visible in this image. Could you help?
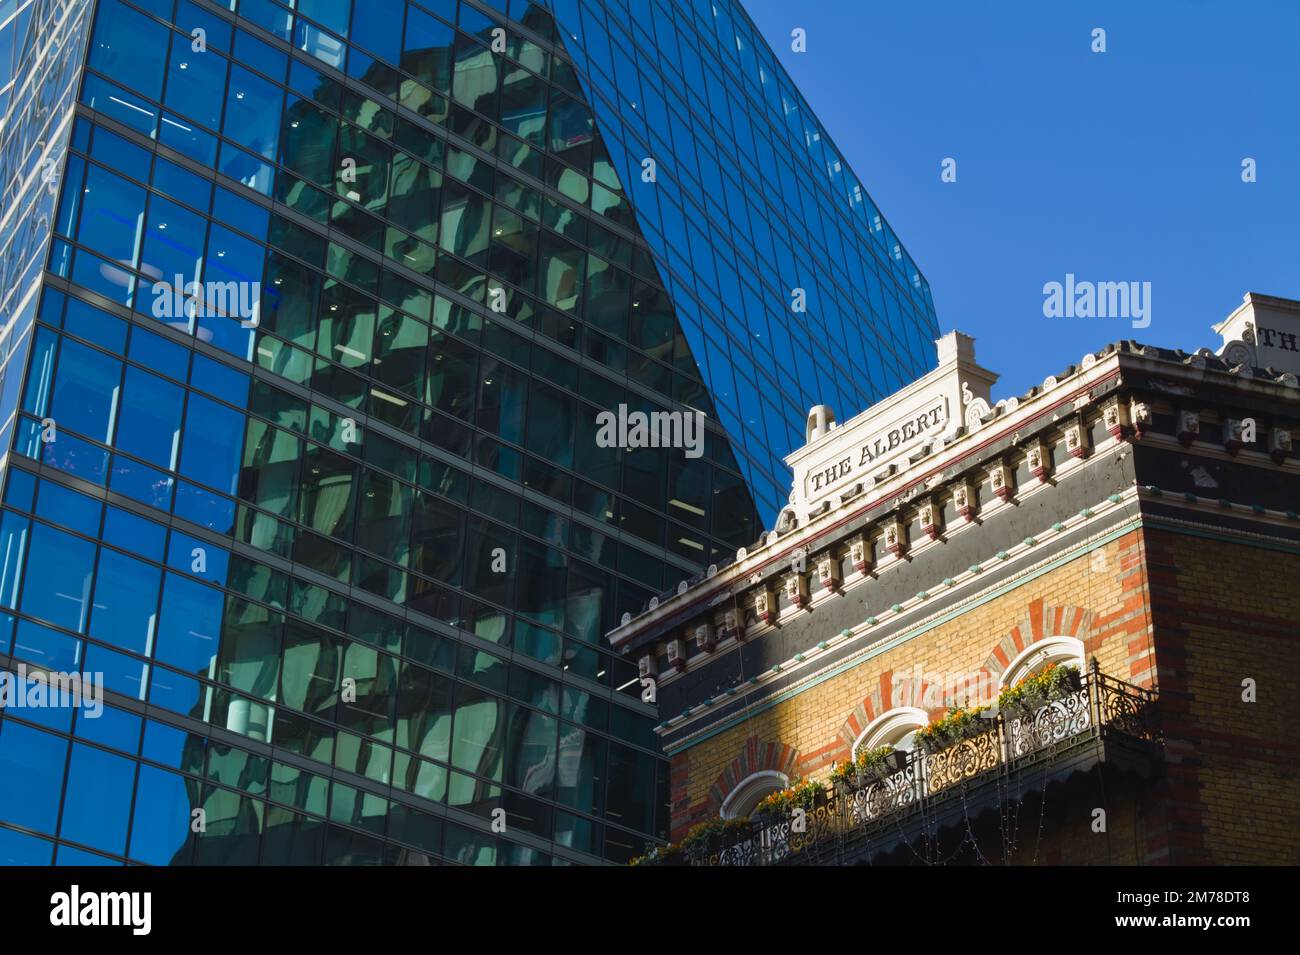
[997,663,1080,715]
[830,745,898,787]
[629,841,676,866]
[753,777,825,817]
[915,704,992,751]
[678,816,728,850]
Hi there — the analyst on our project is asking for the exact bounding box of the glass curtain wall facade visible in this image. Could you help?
[1,0,96,464]
[0,0,937,866]
[546,0,938,517]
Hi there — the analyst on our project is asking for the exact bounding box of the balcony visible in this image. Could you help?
[675,666,1159,866]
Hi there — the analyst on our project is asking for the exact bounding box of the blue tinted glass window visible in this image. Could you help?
[160,110,218,165]
[154,572,223,672]
[63,297,127,353]
[147,664,202,715]
[53,156,86,239]
[59,743,135,855]
[72,119,93,153]
[81,73,159,137]
[35,424,109,485]
[74,704,142,755]
[83,642,150,701]
[350,0,401,61]
[0,512,31,612]
[0,826,54,865]
[132,0,173,17]
[34,480,101,536]
[152,156,213,212]
[0,721,67,834]
[3,468,36,510]
[176,0,233,53]
[77,165,146,267]
[51,337,120,443]
[190,354,249,405]
[87,0,169,101]
[115,366,184,469]
[130,765,193,865]
[234,26,288,80]
[89,126,151,182]
[217,141,275,198]
[173,482,237,534]
[12,623,82,688]
[167,531,230,585]
[102,506,167,561]
[141,194,208,292]
[69,246,135,306]
[164,32,228,130]
[212,187,270,241]
[141,718,189,768]
[205,223,265,298]
[109,456,175,511]
[128,325,190,380]
[19,522,95,632]
[179,393,244,495]
[89,548,162,655]
[224,65,283,161]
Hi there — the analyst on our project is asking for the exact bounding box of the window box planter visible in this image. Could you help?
[856,747,908,785]
[999,664,1082,720]
[914,706,993,754]
[752,779,827,821]
[834,745,906,791]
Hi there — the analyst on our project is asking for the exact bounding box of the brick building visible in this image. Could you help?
[610,293,1300,866]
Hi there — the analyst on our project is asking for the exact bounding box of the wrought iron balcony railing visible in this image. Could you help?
[669,664,1157,866]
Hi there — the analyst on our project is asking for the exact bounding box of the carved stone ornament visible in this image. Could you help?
[816,555,842,592]
[849,536,872,574]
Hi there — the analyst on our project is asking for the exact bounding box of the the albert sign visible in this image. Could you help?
[805,399,948,497]
[785,332,998,523]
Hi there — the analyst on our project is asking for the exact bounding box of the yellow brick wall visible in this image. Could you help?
[1143,528,1300,865]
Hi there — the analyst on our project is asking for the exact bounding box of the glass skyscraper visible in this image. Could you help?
[0,0,937,865]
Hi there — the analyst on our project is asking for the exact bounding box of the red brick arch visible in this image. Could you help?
[707,735,800,810]
[980,598,1094,680]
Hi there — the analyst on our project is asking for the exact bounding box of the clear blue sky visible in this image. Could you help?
[742,0,1300,398]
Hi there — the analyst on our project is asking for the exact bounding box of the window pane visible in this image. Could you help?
[224,65,283,160]
[88,0,168,100]
[51,338,121,444]
[180,393,245,495]
[115,367,184,469]
[395,662,451,761]
[89,548,161,654]
[155,572,223,674]
[20,522,95,632]
[59,743,135,855]
[164,31,228,129]
[0,721,68,834]
[450,684,502,781]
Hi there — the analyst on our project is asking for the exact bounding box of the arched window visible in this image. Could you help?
[998,637,1085,689]
[851,706,929,758]
[720,770,788,819]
